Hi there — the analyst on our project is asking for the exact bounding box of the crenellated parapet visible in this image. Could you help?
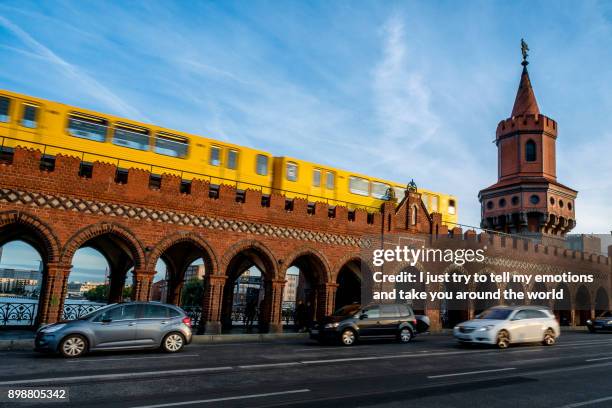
[496,113,558,141]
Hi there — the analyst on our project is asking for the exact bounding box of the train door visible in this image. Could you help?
[17,99,44,143]
[310,167,323,200]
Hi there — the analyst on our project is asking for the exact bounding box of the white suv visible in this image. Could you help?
[453,306,559,349]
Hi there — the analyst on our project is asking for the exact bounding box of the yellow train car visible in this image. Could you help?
[0,90,274,192]
[272,156,458,224]
[0,90,458,224]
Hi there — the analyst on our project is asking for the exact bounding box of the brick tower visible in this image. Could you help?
[479,44,577,244]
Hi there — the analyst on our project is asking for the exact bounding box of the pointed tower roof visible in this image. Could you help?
[511,63,540,117]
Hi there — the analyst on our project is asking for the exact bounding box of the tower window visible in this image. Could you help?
[499,198,506,208]
[487,201,494,210]
[559,200,564,208]
[525,140,536,162]
[530,194,540,205]
[511,196,519,205]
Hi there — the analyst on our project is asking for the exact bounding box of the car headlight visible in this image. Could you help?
[476,325,494,332]
[40,323,66,333]
[324,322,340,329]
[586,320,592,325]
[607,321,612,325]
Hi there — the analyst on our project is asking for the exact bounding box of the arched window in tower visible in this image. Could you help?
[411,205,418,226]
[525,140,537,162]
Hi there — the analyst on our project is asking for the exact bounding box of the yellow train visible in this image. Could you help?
[0,90,457,223]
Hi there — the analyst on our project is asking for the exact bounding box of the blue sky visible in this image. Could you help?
[1,1,611,276]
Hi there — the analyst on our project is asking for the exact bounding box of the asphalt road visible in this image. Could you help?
[0,331,611,408]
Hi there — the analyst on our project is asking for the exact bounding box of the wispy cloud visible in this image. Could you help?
[373,15,439,154]
[0,15,146,121]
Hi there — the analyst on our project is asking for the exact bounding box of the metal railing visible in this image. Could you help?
[0,135,380,212]
[0,302,36,326]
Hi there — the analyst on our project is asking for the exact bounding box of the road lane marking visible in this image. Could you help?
[238,362,301,369]
[585,356,612,362]
[558,396,612,408]
[427,367,516,379]
[66,354,200,363]
[0,366,233,386]
[128,389,311,408]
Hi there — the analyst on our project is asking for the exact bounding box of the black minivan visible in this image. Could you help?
[310,303,419,346]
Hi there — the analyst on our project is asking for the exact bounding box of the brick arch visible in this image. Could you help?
[145,232,219,276]
[61,222,145,269]
[221,239,279,280]
[0,210,61,264]
[332,253,368,282]
[282,246,332,283]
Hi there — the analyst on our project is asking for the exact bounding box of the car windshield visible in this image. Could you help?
[477,309,513,320]
[78,304,116,320]
[598,311,612,318]
[332,304,361,317]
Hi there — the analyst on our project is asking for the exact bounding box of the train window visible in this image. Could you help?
[113,123,150,151]
[326,172,335,189]
[313,169,321,187]
[210,146,221,166]
[21,104,38,128]
[349,176,369,196]
[371,182,390,199]
[227,149,238,169]
[0,96,10,122]
[256,154,268,175]
[448,199,456,215]
[286,162,298,182]
[431,195,439,212]
[68,113,108,142]
[154,132,188,157]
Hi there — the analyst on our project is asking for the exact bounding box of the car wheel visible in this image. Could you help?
[340,329,356,346]
[162,332,185,353]
[542,329,556,346]
[398,327,413,343]
[59,334,88,358]
[496,330,510,349]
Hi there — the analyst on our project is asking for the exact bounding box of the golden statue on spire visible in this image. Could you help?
[521,38,529,65]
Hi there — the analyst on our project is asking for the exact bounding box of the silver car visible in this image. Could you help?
[35,302,193,357]
[453,306,559,349]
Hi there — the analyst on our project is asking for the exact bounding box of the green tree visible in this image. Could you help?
[181,278,204,307]
[84,284,108,303]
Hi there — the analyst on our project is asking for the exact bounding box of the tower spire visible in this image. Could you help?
[511,39,540,117]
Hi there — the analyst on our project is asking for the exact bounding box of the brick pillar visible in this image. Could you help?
[133,270,155,301]
[263,279,285,333]
[318,282,338,320]
[427,309,442,332]
[201,275,226,334]
[38,263,70,325]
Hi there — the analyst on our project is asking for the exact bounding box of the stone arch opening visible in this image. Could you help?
[441,268,470,328]
[335,259,363,310]
[0,240,43,326]
[504,281,525,306]
[575,285,591,326]
[147,234,216,309]
[595,287,609,317]
[529,281,549,307]
[553,283,571,326]
[0,212,60,326]
[283,252,329,331]
[221,244,277,333]
[474,279,499,315]
[62,224,144,307]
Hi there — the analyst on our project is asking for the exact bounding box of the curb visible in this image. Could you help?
[0,339,34,351]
